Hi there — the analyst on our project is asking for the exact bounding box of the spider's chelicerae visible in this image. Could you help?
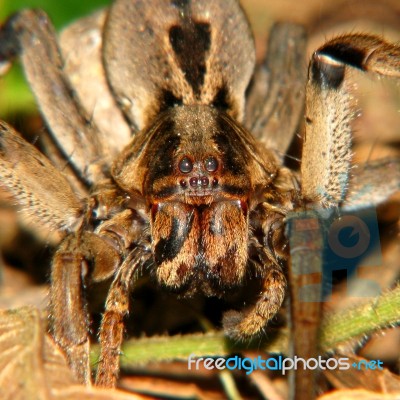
[0,0,399,390]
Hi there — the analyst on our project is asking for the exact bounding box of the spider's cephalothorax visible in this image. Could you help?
[0,0,399,391]
[113,105,285,296]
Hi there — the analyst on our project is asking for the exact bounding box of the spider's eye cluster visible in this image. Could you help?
[178,155,219,189]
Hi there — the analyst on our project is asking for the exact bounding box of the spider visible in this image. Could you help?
[0,0,399,391]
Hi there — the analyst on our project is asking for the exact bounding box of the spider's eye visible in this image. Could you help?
[204,156,218,172]
[179,157,193,173]
[189,177,198,187]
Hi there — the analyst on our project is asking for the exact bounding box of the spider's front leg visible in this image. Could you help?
[302,34,400,207]
[51,207,151,386]
[295,34,400,400]
[0,121,95,382]
[95,245,152,388]
[50,231,121,386]
[0,119,147,385]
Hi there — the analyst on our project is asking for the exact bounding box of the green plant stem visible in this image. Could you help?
[320,285,400,351]
[90,286,400,367]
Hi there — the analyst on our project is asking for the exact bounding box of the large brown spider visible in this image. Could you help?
[0,0,399,393]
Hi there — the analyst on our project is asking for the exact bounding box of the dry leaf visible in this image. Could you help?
[0,306,145,400]
[319,389,400,400]
[324,354,400,393]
